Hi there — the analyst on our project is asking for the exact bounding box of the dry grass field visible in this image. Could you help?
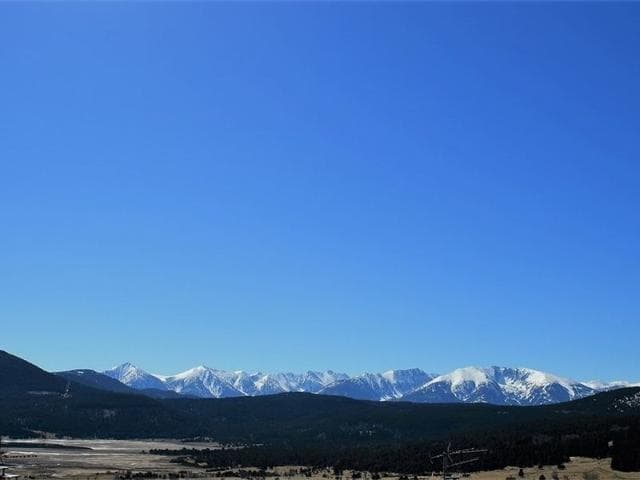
[473,458,640,480]
[1,439,217,478]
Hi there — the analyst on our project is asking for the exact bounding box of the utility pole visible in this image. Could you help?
[430,444,487,480]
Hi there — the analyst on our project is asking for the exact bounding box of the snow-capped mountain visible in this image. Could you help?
[103,362,167,391]
[102,363,349,399]
[319,369,436,401]
[253,372,303,395]
[583,380,640,391]
[402,366,594,405]
[382,368,438,396]
[102,362,631,405]
[222,370,262,396]
[296,370,350,393]
[163,366,245,398]
[252,371,349,395]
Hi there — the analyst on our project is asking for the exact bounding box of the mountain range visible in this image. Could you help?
[3,349,640,473]
[92,362,639,405]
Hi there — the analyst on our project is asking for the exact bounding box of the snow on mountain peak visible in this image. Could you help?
[171,365,213,380]
[319,368,436,401]
[583,380,640,391]
[103,362,166,391]
[101,362,627,406]
[446,367,492,388]
[403,365,594,405]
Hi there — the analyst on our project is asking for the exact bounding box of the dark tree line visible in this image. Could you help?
[150,415,640,474]
[610,422,640,472]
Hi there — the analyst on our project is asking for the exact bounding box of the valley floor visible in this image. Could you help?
[1,440,638,480]
[1,439,219,477]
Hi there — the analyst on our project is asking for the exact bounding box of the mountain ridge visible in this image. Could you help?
[101,361,638,405]
[401,366,595,405]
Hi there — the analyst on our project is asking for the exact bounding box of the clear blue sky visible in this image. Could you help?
[1,2,638,381]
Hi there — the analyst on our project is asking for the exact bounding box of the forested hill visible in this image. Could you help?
[0,350,185,438]
[1,349,639,441]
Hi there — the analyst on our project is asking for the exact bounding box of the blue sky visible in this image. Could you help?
[1,3,638,381]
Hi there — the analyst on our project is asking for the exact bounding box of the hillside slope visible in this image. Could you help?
[2,350,639,450]
[0,351,184,438]
[56,369,137,394]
